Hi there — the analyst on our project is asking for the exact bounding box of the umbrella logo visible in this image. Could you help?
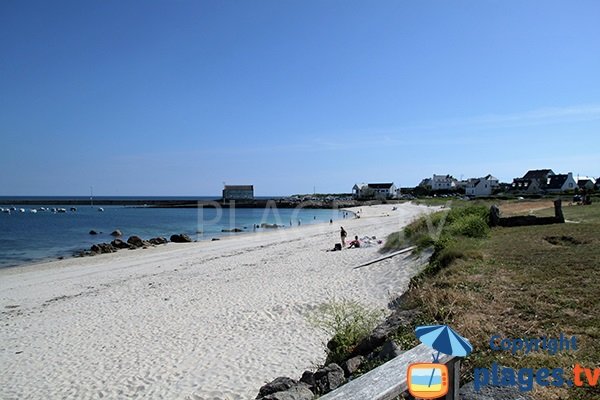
[407,325,472,399]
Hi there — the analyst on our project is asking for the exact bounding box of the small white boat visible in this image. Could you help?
[57,208,67,213]
[70,207,77,212]
[10,207,16,211]
[2,209,10,214]
[98,207,104,212]
[40,207,47,211]
[19,208,25,213]
[51,208,57,213]
[30,209,38,213]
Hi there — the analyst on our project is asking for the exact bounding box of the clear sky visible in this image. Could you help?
[1,0,599,196]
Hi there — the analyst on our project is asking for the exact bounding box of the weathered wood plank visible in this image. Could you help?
[352,246,416,269]
[320,343,455,400]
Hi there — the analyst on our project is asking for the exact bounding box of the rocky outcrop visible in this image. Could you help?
[90,243,117,254]
[256,377,314,400]
[127,236,150,248]
[89,230,98,235]
[110,229,123,237]
[148,237,168,245]
[222,228,243,232]
[341,355,364,376]
[311,364,345,395]
[170,234,192,243]
[111,239,132,249]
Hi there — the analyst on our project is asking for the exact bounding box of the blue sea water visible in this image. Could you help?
[0,204,343,269]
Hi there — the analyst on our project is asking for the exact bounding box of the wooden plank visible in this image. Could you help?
[353,246,416,269]
[320,343,455,400]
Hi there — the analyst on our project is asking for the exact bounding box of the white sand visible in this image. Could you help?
[0,203,437,400]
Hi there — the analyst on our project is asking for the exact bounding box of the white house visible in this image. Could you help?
[352,183,397,200]
[464,175,499,197]
[546,172,577,193]
[431,175,458,191]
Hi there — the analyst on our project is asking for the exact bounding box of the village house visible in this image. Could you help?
[465,174,500,197]
[222,185,254,201]
[546,173,577,193]
[576,176,596,191]
[431,174,458,191]
[511,169,555,194]
[352,183,398,200]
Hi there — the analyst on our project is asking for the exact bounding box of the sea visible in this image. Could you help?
[0,197,344,269]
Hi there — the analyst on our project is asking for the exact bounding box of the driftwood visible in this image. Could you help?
[353,246,416,269]
[490,199,565,227]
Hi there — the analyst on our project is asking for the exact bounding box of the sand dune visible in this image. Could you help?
[0,203,437,399]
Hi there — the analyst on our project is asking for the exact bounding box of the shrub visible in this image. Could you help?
[308,300,382,365]
[448,214,490,238]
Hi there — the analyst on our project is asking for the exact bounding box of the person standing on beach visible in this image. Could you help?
[340,227,347,247]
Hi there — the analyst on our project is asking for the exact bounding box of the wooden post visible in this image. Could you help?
[489,205,501,227]
[554,199,564,223]
[445,358,461,400]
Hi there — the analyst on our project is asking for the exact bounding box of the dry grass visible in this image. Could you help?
[396,202,600,399]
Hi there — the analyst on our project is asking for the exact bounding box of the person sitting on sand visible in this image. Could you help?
[348,235,360,248]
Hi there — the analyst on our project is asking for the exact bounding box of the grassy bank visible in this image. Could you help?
[386,201,600,399]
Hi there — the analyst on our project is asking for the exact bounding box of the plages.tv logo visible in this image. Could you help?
[407,325,472,399]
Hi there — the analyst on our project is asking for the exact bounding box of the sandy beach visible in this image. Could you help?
[0,203,437,400]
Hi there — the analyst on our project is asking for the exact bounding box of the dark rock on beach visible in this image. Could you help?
[261,384,313,400]
[257,377,298,398]
[110,229,123,237]
[170,234,192,243]
[148,237,168,245]
[377,340,402,362]
[342,355,364,376]
[127,236,149,248]
[221,228,243,232]
[89,230,98,235]
[311,363,345,395]
[111,239,132,249]
[90,243,117,254]
[256,377,313,400]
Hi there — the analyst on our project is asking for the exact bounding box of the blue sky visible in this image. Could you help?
[1,0,599,196]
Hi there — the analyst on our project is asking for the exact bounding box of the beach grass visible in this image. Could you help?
[390,201,600,399]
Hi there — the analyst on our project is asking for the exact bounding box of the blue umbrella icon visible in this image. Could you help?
[415,325,472,387]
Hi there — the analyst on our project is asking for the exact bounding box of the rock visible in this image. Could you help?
[299,371,316,393]
[127,236,145,248]
[170,234,192,243]
[221,228,243,232]
[312,363,345,395]
[111,239,132,249]
[342,356,364,376]
[89,230,98,235]
[351,309,421,357]
[256,377,298,398]
[377,340,402,362]
[258,384,314,400]
[148,237,168,245]
[90,243,117,254]
[110,229,122,237]
[459,381,533,400]
[211,238,220,241]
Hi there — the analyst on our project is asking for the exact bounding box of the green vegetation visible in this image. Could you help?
[308,300,383,365]
[385,201,600,400]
